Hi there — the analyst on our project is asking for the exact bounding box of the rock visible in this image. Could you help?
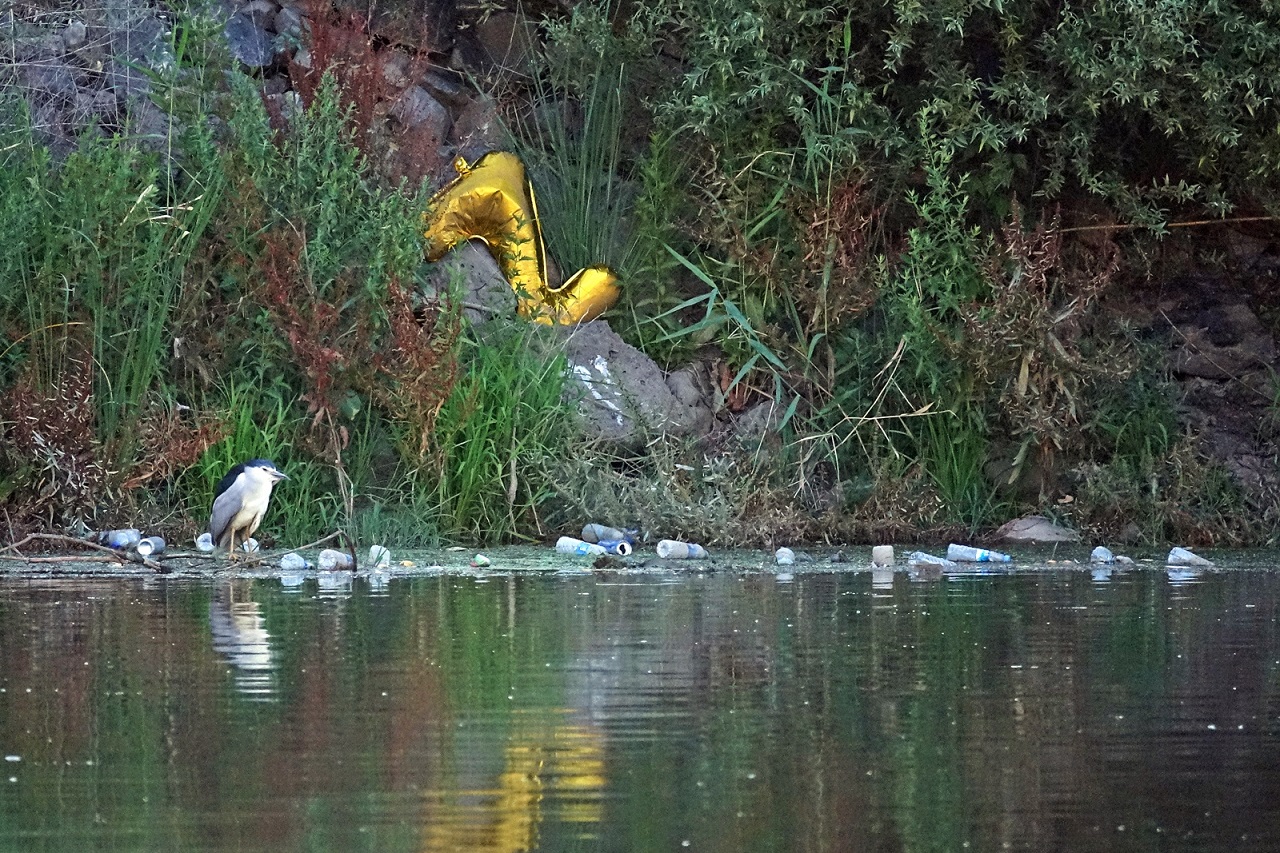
[421,70,470,110]
[450,95,504,166]
[995,514,1080,543]
[241,0,278,28]
[732,400,782,451]
[274,6,304,42]
[225,12,275,68]
[382,50,411,88]
[474,10,538,75]
[559,321,706,446]
[421,240,515,324]
[665,363,715,435]
[391,86,450,132]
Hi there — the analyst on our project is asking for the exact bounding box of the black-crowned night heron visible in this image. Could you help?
[209,459,288,556]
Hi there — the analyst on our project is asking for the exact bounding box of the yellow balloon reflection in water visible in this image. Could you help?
[420,713,605,852]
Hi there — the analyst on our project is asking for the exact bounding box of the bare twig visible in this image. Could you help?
[1057,214,1276,235]
[0,533,168,572]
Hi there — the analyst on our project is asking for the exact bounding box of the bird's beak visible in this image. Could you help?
[272,470,289,481]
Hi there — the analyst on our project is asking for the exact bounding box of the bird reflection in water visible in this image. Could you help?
[209,580,277,701]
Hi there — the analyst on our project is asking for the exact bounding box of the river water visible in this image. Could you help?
[0,547,1278,852]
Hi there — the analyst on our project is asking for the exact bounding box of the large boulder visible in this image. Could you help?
[559,321,711,447]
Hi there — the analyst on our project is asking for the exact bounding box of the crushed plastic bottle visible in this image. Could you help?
[195,532,214,552]
[775,547,795,566]
[1090,546,1115,564]
[906,551,960,570]
[1167,546,1213,567]
[656,540,708,559]
[280,552,311,571]
[134,536,166,557]
[98,529,141,550]
[581,523,631,544]
[317,548,353,570]
[240,538,260,553]
[368,545,392,569]
[946,543,1011,563]
[556,536,606,556]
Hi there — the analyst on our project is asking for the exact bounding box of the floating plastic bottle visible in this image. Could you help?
[556,536,606,556]
[871,545,895,567]
[1090,546,1115,564]
[775,547,795,566]
[596,539,633,556]
[581,523,631,544]
[317,548,353,570]
[134,536,166,557]
[945,543,1011,563]
[1167,546,1213,567]
[280,552,311,571]
[195,532,214,552]
[368,545,392,569]
[656,539,708,559]
[906,551,959,570]
[98,529,141,550]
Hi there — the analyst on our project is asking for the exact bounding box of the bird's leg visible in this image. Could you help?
[228,529,238,562]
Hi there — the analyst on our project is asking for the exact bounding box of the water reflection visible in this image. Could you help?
[208,580,276,701]
[0,565,1279,852]
[420,711,605,852]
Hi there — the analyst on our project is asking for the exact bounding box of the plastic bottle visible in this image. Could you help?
[907,551,959,570]
[656,539,708,559]
[241,538,260,553]
[581,523,630,544]
[597,539,633,556]
[871,544,895,567]
[368,545,392,569]
[134,536,166,557]
[556,536,606,556]
[98,529,141,550]
[1089,546,1115,564]
[280,552,311,571]
[317,548,353,570]
[775,547,795,566]
[1167,546,1214,567]
[195,532,214,552]
[945,543,1011,563]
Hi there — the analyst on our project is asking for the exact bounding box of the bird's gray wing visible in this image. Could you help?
[209,486,239,547]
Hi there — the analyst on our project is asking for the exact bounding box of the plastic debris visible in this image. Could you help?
[195,532,214,552]
[280,553,311,571]
[423,152,620,324]
[134,536,166,557]
[656,540,708,559]
[596,539,633,556]
[368,545,392,569]
[471,554,491,567]
[1090,546,1115,563]
[906,551,960,570]
[1167,546,1214,567]
[871,545,895,567]
[317,548,353,570]
[581,523,632,544]
[98,529,141,550]
[556,536,606,556]
[775,547,795,566]
[241,538,260,553]
[946,543,1012,563]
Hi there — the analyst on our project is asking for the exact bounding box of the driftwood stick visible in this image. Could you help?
[0,533,168,572]
[222,529,349,569]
